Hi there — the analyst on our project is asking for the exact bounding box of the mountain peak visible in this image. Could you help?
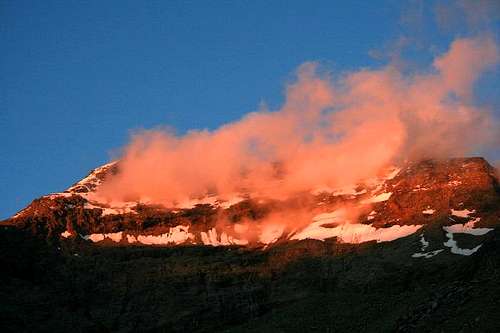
[3,157,499,253]
[2,157,500,332]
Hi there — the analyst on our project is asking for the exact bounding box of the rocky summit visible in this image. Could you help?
[1,157,500,332]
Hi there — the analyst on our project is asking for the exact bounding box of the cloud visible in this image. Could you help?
[94,36,499,208]
[434,0,500,33]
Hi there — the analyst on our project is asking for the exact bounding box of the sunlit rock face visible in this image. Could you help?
[2,157,500,333]
[4,157,499,252]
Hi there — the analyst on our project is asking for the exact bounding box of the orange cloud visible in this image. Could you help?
[95,36,499,209]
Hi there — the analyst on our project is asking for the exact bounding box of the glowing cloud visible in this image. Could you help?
[95,36,499,207]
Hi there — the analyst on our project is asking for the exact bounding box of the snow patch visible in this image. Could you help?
[12,207,29,218]
[84,234,104,242]
[412,234,444,259]
[314,212,343,222]
[384,167,401,180]
[106,232,123,242]
[412,250,444,258]
[137,226,194,245]
[66,161,116,193]
[443,232,482,256]
[441,217,493,256]
[83,232,123,243]
[290,210,420,243]
[101,207,134,216]
[200,228,248,246]
[362,192,392,204]
[443,218,493,236]
[126,234,137,244]
[412,185,429,192]
[367,210,377,221]
[451,209,475,218]
[84,202,102,210]
[419,234,429,250]
[84,201,137,216]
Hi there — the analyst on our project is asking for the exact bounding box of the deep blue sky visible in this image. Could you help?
[1,1,499,219]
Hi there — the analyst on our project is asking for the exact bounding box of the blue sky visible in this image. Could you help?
[1,1,499,219]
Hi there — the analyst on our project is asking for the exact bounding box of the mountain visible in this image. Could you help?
[1,157,500,332]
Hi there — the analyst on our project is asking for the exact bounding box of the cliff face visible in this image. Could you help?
[4,157,500,247]
[1,157,500,332]
[374,158,500,227]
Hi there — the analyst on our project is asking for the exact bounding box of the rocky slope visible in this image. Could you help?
[1,157,500,332]
[4,157,500,249]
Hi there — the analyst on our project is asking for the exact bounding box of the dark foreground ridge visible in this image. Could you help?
[1,157,500,332]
